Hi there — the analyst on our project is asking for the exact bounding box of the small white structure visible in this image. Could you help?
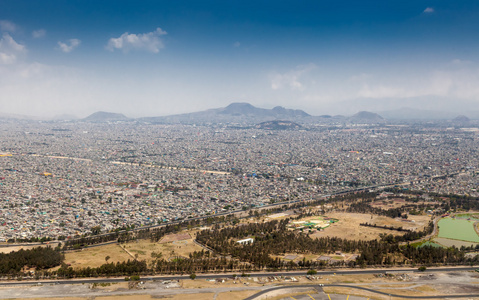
[237,238,254,245]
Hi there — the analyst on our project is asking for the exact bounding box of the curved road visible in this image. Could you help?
[244,284,479,299]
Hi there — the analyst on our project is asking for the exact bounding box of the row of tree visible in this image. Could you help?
[0,246,63,275]
[196,218,474,268]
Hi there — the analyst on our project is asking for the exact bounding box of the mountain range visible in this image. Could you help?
[139,102,315,124]
[1,102,477,124]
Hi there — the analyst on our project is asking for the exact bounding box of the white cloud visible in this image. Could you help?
[233,41,241,47]
[0,52,16,64]
[32,29,46,38]
[0,20,16,32]
[106,27,167,53]
[57,39,81,53]
[0,33,26,64]
[423,7,434,13]
[270,64,316,91]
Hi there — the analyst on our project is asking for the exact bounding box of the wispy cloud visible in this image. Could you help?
[32,29,46,39]
[57,39,81,53]
[106,27,167,53]
[0,20,16,32]
[233,41,240,47]
[357,84,410,99]
[270,64,316,91]
[0,33,26,64]
[423,7,434,13]
[355,62,479,101]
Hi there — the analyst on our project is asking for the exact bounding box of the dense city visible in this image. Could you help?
[1,120,478,241]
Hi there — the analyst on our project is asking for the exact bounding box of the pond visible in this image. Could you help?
[437,217,479,243]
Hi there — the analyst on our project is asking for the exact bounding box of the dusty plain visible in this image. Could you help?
[2,271,479,300]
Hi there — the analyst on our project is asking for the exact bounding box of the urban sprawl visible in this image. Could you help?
[1,121,478,241]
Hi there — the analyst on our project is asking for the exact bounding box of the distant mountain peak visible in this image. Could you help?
[351,111,384,120]
[453,115,470,122]
[220,102,259,115]
[83,111,128,122]
[225,102,255,109]
[139,102,312,125]
[272,106,287,113]
[219,102,310,118]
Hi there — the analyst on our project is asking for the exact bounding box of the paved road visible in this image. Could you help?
[0,266,476,287]
[245,284,479,299]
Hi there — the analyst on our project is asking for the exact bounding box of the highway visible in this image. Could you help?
[0,266,476,287]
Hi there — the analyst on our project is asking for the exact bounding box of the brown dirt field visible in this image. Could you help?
[323,287,384,299]
[310,212,431,241]
[0,245,40,254]
[124,237,204,263]
[11,298,89,300]
[216,290,258,300]
[322,274,381,284]
[0,242,60,254]
[149,293,215,300]
[160,232,192,243]
[63,243,132,269]
[415,285,439,293]
[61,230,205,270]
[265,290,319,300]
[96,295,156,300]
[370,198,407,209]
[92,282,129,291]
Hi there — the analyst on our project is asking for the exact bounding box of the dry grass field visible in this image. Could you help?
[160,232,192,243]
[310,212,431,241]
[323,287,384,299]
[61,229,206,270]
[11,298,90,300]
[0,242,60,254]
[63,243,132,269]
[123,235,204,263]
[0,245,41,254]
[216,290,258,300]
[13,291,258,300]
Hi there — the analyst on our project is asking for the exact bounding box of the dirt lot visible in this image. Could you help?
[61,229,206,270]
[124,235,204,263]
[63,243,132,269]
[160,232,192,243]
[310,212,431,241]
[3,271,479,300]
[0,242,60,254]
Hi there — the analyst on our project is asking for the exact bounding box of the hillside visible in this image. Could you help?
[83,111,129,122]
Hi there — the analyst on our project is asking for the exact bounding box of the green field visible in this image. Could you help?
[437,218,479,243]
[418,241,443,248]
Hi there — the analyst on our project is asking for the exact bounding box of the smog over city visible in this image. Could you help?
[1,1,479,300]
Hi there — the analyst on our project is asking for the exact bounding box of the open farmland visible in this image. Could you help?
[309,212,430,241]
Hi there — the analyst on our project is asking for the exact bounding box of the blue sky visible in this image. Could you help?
[1,0,479,117]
